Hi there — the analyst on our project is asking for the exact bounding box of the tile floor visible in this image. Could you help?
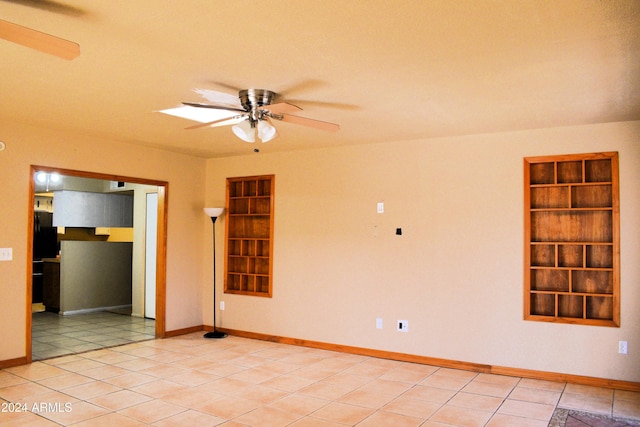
[1,332,638,426]
[32,311,156,361]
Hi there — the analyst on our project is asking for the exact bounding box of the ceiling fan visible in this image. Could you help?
[160,88,340,143]
[0,0,81,60]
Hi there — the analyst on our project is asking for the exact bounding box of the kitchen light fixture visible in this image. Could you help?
[203,207,227,339]
[35,172,61,191]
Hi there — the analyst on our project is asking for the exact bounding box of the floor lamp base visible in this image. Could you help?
[204,331,228,339]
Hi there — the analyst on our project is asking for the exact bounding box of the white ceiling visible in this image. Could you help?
[1,0,639,158]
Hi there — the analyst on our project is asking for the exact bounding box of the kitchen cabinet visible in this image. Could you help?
[53,190,133,228]
[34,196,54,212]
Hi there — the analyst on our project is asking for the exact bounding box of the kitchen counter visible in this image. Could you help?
[42,241,132,315]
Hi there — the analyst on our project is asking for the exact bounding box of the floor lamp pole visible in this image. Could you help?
[204,209,227,339]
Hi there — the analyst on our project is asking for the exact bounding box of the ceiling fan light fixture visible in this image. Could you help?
[258,120,277,142]
[165,87,340,145]
[232,119,255,143]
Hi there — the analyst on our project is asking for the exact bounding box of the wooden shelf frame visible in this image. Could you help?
[224,175,275,297]
[524,152,619,326]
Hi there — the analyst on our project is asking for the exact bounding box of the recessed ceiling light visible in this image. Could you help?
[0,141,5,151]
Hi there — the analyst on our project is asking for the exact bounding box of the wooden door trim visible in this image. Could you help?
[27,165,168,362]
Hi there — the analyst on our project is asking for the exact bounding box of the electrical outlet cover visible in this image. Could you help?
[397,320,409,332]
[619,341,628,354]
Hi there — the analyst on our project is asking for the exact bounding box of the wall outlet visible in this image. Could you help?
[619,340,628,354]
[397,320,409,332]
[0,248,12,261]
[220,301,225,310]
[376,318,383,329]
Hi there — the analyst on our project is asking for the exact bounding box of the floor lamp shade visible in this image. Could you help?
[204,207,224,219]
[204,207,226,339]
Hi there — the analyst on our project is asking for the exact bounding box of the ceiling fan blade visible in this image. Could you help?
[286,99,360,111]
[194,88,242,108]
[185,116,244,130]
[262,102,302,114]
[0,19,80,60]
[3,0,86,17]
[182,102,245,113]
[276,79,326,97]
[279,113,340,132]
[206,80,244,93]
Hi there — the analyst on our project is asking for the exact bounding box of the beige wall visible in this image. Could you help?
[0,122,207,361]
[1,119,638,383]
[205,121,640,382]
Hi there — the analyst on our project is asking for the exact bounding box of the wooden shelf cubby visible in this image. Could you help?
[224,175,274,297]
[524,152,619,326]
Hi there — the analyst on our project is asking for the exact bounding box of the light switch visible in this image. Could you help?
[377,202,384,213]
[0,248,13,261]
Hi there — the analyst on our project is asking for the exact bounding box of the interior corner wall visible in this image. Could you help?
[205,121,640,383]
[0,122,207,362]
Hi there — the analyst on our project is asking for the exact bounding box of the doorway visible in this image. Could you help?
[27,166,168,362]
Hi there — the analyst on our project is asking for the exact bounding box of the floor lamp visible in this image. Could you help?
[203,207,227,339]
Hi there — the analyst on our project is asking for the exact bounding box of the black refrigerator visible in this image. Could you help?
[33,212,58,303]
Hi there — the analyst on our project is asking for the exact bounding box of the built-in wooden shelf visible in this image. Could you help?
[224,175,274,297]
[524,152,619,326]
